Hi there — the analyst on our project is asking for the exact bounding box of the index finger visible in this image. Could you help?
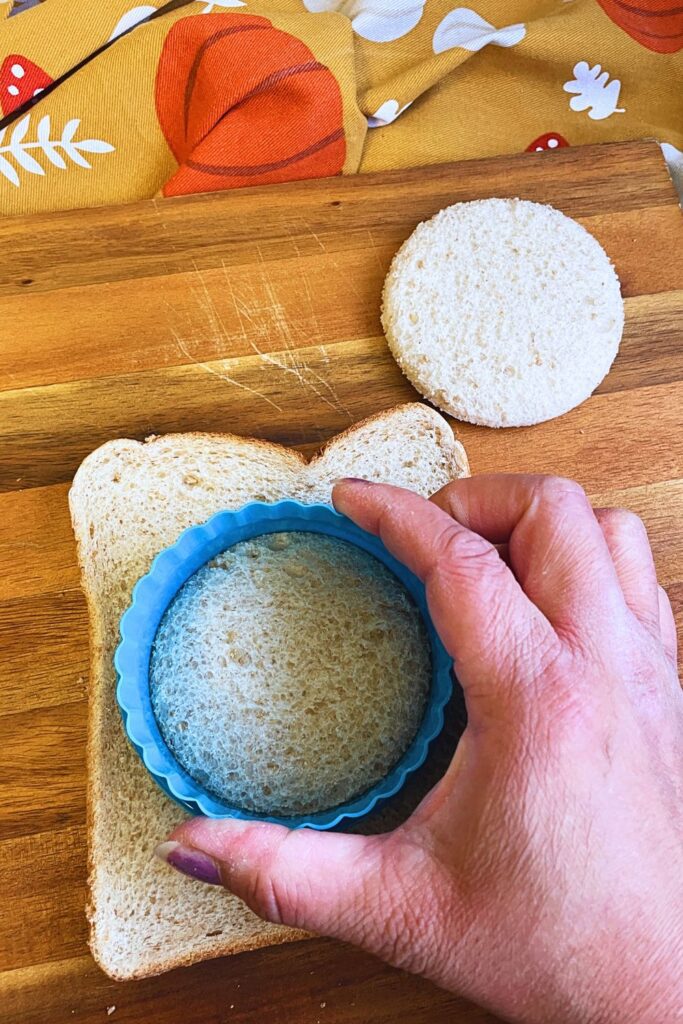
[333,479,559,722]
[430,474,627,642]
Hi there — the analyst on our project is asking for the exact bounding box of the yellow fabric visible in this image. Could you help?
[0,0,680,215]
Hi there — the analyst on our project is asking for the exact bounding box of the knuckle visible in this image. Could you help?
[241,833,303,927]
[603,507,647,539]
[245,868,291,925]
[534,475,587,506]
[432,525,502,577]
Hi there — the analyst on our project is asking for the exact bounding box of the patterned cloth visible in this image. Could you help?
[0,0,680,214]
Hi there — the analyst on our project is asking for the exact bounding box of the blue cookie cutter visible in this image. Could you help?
[115,500,453,830]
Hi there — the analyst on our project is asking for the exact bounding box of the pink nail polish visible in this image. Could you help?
[155,840,222,886]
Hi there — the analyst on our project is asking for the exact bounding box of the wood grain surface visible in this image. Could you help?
[0,140,681,1024]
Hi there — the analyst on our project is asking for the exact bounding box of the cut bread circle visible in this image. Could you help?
[382,198,624,427]
[150,532,431,818]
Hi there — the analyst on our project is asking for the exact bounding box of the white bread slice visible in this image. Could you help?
[69,403,469,981]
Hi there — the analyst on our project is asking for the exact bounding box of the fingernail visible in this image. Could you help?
[332,477,372,486]
[154,840,222,886]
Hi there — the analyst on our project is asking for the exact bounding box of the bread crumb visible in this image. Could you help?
[107,1008,116,1016]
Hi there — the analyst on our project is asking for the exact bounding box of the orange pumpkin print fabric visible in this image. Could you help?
[597,0,683,54]
[155,13,346,198]
[0,0,679,215]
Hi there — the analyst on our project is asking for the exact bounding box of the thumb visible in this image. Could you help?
[156,817,400,949]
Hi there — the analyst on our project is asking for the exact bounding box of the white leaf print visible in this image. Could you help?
[10,115,30,148]
[76,139,116,153]
[0,114,115,187]
[10,146,44,175]
[62,119,81,144]
[10,116,44,175]
[107,6,157,42]
[433,8,526,54]
[37,116,67,168]
[563,62,624,121]
[302,1,425,43]
[0,154,20,187]
[367,99,413,127]
[62,142,92,169]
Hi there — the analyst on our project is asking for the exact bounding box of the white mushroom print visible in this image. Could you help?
[433,7,526,54]
[563,61,624,121]
[367,99,413,127]
[302,1,425,43]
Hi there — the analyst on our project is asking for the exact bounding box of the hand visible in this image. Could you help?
[157,475,683,1024]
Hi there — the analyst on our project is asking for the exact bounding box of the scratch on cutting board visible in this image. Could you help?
[296,276,354,419]
[300,274,323,342]
[188,258,235,351]
[155,228,350,422]
[222,262,352,422]
[330,256,366,304]
[260,274,351,419]
[309,231,326,254]
[169,326,283,413]
[284,213,327,256]
[366,228,386,274]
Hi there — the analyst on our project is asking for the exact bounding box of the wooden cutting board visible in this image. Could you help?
[1,140,681,1024]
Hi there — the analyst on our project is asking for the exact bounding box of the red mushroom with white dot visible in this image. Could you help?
[0,55,53,116]
[526,132,569,153]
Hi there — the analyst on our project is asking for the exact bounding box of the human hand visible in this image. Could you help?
[157,475,683,1024]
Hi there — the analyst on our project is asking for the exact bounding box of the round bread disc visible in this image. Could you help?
[382,198,624,427]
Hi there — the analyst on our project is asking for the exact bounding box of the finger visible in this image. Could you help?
[429,474,626,641]
[157,818,434,966]
[333,479,559,719]
[593,508,660,637]
[658,585,678,669]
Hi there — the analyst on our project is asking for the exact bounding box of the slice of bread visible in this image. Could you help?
[69,403,469,981]
[382,198,624,427]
